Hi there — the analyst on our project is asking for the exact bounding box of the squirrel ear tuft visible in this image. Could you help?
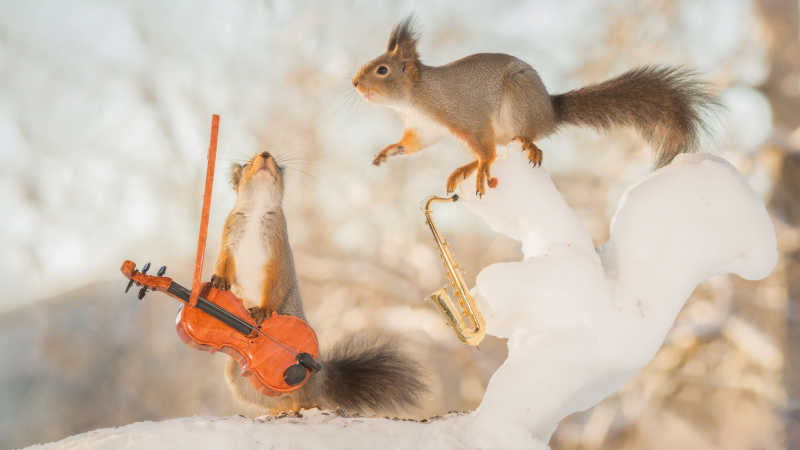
[231,163,243,190]
[387,15,418,61]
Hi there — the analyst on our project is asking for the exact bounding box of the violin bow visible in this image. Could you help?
[189,114,219,308]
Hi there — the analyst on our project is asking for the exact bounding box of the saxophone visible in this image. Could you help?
[423,195,486,347]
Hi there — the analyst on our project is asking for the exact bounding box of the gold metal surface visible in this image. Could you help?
[423,195,486,347]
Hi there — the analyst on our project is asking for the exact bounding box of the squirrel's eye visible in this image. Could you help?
[376,65,389,75]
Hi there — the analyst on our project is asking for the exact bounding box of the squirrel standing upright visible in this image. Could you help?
[212,150,425,414]
[352,17,717,197]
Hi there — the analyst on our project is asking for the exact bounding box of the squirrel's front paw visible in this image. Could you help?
[248,306,270,325]
[372,143,405,166]
[210,274,231,290]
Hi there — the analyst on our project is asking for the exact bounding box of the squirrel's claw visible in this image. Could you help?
[524,144,543,167]
[210,274,230,291]
[373,144,405,166]
[515,136,543,167]
[248,307,269,326]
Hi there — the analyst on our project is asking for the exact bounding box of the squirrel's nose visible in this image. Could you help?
[261,151,271,159]
[352,78,359,88]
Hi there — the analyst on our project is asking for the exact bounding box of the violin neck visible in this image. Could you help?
[166,282,254,336]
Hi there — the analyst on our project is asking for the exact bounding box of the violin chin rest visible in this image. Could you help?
[283,364,307,386]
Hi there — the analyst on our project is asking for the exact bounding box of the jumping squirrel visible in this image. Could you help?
[352,16,717,197]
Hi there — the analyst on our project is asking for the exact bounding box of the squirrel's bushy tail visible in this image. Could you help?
[550,66,718,168]
[226,335,426,414]
[317,336,426,413]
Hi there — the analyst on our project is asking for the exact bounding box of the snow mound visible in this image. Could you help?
[28,151,776,450]
[463,151,776,446]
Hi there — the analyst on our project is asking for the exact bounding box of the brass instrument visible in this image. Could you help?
[424,195,486,347]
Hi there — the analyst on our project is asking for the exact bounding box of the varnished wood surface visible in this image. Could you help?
[122,259,320,396]
[177,284,319,395]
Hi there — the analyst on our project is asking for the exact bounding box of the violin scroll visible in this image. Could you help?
[121,260,171,300]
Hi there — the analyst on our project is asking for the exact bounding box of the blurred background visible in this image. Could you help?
[0,0,798,448]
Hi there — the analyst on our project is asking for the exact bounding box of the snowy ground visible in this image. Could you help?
[26,151,777,449]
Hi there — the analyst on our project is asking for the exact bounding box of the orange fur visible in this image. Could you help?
[212,244,236,290]
[515,136,543,166]
[398,128,421,151]
[373,129,422,165]
[259,257,287,314]
[446,127,497,197]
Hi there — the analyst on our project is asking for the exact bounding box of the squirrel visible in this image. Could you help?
[211,150,426,414]
[352,16,717,197]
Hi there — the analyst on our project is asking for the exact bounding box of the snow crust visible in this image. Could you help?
[27,151,776,450]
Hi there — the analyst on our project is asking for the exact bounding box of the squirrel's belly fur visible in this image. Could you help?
[390,104,449,148]
[231,215,269,310]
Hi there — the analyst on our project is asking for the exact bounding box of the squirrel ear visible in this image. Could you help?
[231,163,243,190]
[387,15,418,61]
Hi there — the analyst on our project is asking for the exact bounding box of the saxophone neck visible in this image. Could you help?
[424,194,459,212]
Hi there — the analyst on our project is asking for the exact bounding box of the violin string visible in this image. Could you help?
[131,271,310,363]
[251,324,307,356]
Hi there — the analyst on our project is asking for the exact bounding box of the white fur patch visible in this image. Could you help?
[493,99,520,146]
[388,104,448,148]
[230,174,279,310]
[231,214,268,310]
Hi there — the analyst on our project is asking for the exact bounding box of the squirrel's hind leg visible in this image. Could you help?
[473,143,498,198]
[514,137,543,167]
[448,129,498,197]
[476,160,497,198]
[446,160,479,194]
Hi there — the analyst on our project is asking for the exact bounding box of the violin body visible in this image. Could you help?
[120,260,320,397]
[176,283,319,396]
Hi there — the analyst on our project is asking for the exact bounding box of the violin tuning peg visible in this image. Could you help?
[125,279,135,293]
[137,286,147,300]
[141,262,151,274]
[157,265,166,276]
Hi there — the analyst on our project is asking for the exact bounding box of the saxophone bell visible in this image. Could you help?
[424,195,486,347]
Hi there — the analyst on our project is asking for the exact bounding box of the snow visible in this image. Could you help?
[26,150,777,450]
[463,150,777,445]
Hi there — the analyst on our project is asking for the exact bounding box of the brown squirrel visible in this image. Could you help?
[352,16,717,197]
[212,150,425,413]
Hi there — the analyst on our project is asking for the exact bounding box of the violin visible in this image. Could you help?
[121,260,320,396]
[119,114,320,397]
